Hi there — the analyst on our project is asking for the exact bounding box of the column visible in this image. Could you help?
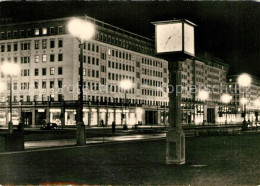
[32,107,36,127]
[88,107,91,127]
[61,103,65,129]
[166,60,185,165]
[157,110,161,125]
[97,103,100,126]
[46,107,50,123]
[5,102,8,126]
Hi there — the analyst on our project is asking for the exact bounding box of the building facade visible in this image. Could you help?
[227,75,260,123]
[0,16,169,127]
[0,15,235,127]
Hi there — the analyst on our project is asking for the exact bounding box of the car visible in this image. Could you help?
[40,123,59,130]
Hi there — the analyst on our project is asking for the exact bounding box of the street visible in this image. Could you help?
[0,132,259,185]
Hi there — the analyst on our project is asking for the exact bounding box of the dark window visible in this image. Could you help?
[50,40,55,48]
[34,69,39,76]
[58,54,63,61]
[50,54,55,62]
[58,67,63,75]
[42,68,46,76]
[7,44,11,52]
[58,39,63,48]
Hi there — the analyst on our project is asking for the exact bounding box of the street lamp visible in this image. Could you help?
[198,90,209,125]
[1,62,20,134]
[221,94,232,125]
[237,73,251,130]
[119,80,133,128]
[67,17,95,145]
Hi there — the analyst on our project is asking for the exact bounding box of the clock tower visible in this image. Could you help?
[152,19,196,165]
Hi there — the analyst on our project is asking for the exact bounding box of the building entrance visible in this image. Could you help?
[145,110,157,125]
[22,112,32,126]
[207,108,215,123]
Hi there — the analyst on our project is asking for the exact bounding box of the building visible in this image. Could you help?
[180,54,235,125]
[227,75,260,123]
[0,16,169,127]
[0,15,234,128]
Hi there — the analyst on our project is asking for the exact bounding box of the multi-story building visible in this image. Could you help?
[0,16,169,127]
[180,55,234,125]
[227,75,260,123]
[0,15,233,127]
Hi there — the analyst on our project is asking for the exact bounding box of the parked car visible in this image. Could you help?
[40,123,59,130]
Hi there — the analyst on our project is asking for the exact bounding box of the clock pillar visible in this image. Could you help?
[166,58,185,165]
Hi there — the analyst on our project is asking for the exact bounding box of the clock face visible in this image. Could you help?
[184,23,195,56]
[156,23,183,53]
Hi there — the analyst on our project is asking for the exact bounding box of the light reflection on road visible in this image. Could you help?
[24,133,166,150]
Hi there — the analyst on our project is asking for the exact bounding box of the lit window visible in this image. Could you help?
[50,67,55,75]
[42,28,47,35]
[42,54,47,62]
[35,55,39,63]
[34,28,39,36]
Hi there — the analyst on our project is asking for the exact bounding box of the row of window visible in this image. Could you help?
[0,26,63,40]
[142,89,163,97]
[142,58,164,68]
[80,69,99,78]
[0,39,63,52]
[108,61,135,72]
[142,68,164,78]
[108,73,135,82]
[142,78,163,87]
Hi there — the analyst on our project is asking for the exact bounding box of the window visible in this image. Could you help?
[92,70,95,77]
[101,66,106,72]
[58,54,63,61]
[14,57,18,63]
[42,68,46,76]
[42,81,46,89]
[96,71,99,78]
[21,56,30,64]
[42,54,47,62]
[27,30,31,37]
[50,81,54,88]
[20,30,25,37]
[50,27,55,35]
[88,43,91,50]
[34,82,38,89]
[7,44,11,52]
[58,39,63,48]
[50,40,55,48]
[96,58,99,65]
[58,26,63,34]
[34,28,39,36]
[34,69,39,76]
[50,67,55,75]
[21,42,30,50]
[96,45,99,53]
[50,54,55,62]
[1,32,5,39]
[35,40,39,49]
[42,28,47,35]
[13,43,18,51]
[58,67,63,75]
[35,55,39,63]
[58,80,63,88]
[42,39,47,49]
[92,57,95,65]
[1,44,5,52]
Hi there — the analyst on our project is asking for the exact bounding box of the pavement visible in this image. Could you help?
[24,133,166,150]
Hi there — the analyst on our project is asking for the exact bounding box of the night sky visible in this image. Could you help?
[0,1,259,77]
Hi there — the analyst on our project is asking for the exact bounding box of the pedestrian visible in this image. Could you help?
[17,118,24,132]
[112,121,116,134]
[100,119,104,127]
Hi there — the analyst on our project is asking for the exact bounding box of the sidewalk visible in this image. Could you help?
[24,133,166,150]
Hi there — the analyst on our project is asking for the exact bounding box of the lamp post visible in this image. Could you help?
[221,94,232,125]
[1,62,20,134]
[237,73,251,130]
[198,90,209,125]
[254,99,260,124]
[119,80,133,128]
[68,17,95,145]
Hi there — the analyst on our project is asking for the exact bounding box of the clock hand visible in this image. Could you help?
[165,33,178,45]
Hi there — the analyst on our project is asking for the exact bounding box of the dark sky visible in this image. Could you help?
[0,1,259,77]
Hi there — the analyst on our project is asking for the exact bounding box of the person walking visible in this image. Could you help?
[112,121,116,134]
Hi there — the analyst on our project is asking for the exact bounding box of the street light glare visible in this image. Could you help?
[254,99,260,107]
[240,97,248,105]
[119,80,133,90]
[198,90,209,101]
[68,18,95,40]
[237,73,252,87]
[0,81,7,93]
[1,62,20,76]
[221,94,232,104]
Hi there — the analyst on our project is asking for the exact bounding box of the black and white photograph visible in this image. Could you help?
[0,1,259,185]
